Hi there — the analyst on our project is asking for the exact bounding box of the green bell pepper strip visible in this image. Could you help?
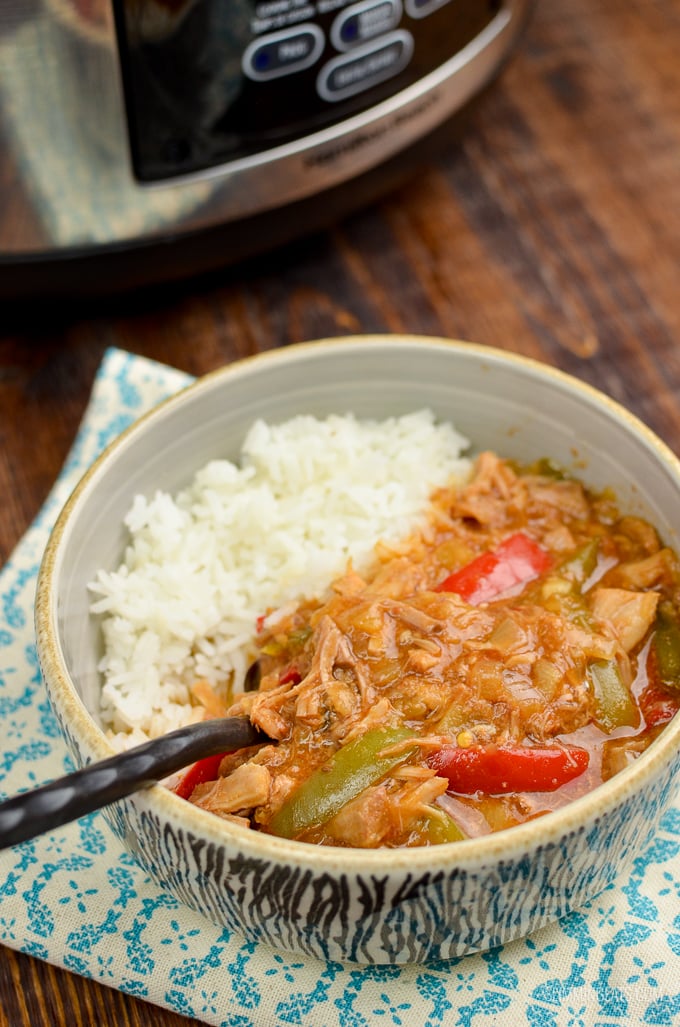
[423,811,467,844]
[560,539,599,587]
[267,726,415,839]
[651,603,680,688]
[589,659,639,732]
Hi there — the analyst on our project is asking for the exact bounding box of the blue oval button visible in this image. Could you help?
[243,25,325,81]
[331,0,403,52]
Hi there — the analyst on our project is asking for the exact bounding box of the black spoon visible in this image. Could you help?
[0,716,266,851]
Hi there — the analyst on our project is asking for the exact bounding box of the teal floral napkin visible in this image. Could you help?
[1,347,680,1026]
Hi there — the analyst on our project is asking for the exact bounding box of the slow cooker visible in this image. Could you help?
[0,0,533,297]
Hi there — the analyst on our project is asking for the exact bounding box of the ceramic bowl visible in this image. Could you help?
[35,336,680,964]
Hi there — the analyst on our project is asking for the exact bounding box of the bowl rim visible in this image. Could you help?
[35,334,680,872]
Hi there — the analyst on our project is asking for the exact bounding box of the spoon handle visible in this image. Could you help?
[0,717,263,850]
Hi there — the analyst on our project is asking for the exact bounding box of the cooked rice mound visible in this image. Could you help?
[88,411,471,745]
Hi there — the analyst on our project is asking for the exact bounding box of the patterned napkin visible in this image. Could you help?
[1,347,680,1027]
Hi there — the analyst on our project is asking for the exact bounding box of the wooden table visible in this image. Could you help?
[3,0,680,1021]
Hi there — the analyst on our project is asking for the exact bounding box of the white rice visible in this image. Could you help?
[88,410,471,746]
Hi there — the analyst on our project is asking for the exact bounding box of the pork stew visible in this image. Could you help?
[176,453,680,847]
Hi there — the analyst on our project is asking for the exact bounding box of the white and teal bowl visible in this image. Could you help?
[35,336,680,964]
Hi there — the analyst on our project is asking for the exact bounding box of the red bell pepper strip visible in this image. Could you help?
[435,532,552,605]
[639,682,679,729]
[640,616,680,728]
[175,752,227,800]
[279,666,302,687]
[429,744,589,794]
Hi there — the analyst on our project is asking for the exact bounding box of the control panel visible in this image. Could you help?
[113,0,503,182]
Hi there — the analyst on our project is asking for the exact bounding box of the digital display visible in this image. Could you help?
[112,0,501,181]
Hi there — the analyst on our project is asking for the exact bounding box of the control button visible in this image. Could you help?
[242,24,324,81]
[317,30,413,102]
[331,0,402,52]
[404,0,452,17]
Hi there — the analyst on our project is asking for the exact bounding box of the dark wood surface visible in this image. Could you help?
[4,0,680,1022]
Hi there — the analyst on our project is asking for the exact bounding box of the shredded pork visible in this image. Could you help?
[177,452,680,847]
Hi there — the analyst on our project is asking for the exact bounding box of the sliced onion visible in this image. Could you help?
[436,793,491,837]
